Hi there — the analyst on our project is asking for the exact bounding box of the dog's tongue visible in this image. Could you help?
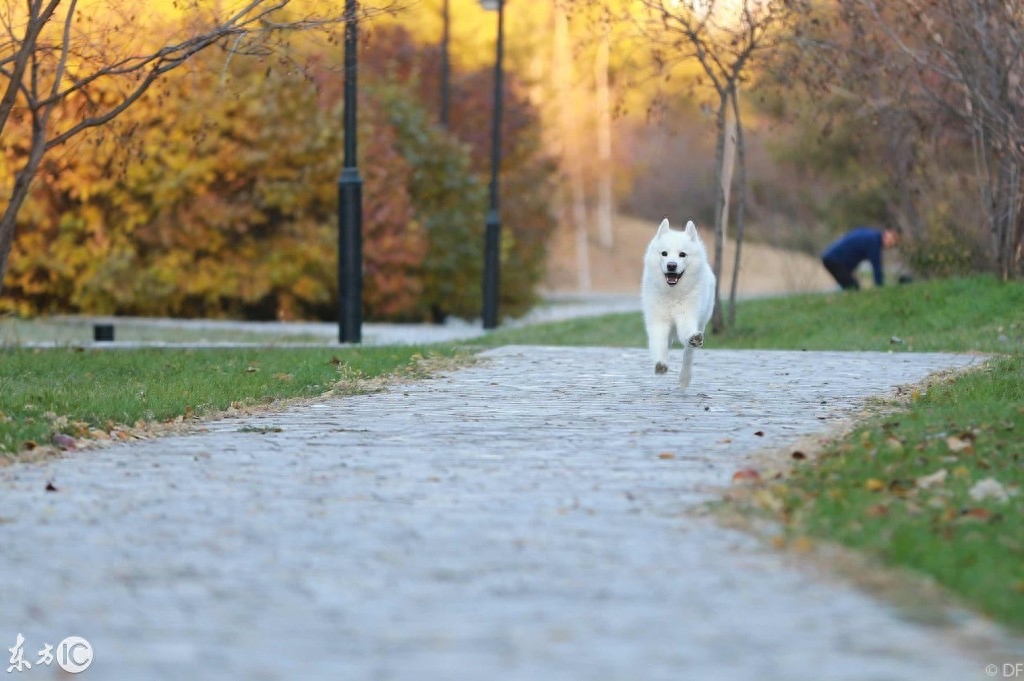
[665,273,681,286]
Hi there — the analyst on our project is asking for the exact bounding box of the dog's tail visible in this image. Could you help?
[679,346,694,389]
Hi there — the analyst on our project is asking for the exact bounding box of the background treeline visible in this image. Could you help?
[2,17,555,322]
[3,0,1021,324]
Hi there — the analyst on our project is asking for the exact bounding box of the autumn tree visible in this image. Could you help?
[0,0,392,299]
[637,0,810,331]
[824,0,1024,280]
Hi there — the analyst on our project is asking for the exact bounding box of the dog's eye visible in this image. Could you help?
[660,251,668,257]
[679,252,687,258]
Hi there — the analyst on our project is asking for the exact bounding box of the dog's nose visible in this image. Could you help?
[666,262,677,272]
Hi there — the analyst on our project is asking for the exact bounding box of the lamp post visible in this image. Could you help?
[480,0,504,329]
[440,0,450,128]
[338,0,363,343]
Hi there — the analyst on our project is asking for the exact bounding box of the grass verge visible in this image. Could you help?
[478,275,1024,353]
[729,354,1024,631]
[0,345,472,463]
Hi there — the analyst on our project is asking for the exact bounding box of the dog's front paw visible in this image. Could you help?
[687,333,704,348]
[655,362,669,375]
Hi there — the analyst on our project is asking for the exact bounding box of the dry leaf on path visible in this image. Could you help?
[916,469,948,489]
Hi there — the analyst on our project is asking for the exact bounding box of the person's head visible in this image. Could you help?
[882,227,900,248]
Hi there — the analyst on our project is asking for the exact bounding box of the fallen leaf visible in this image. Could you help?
[945,436,971,453]
[866,504,889,517]
[865,478,886,492]
[959,507,994,522]
[752,489,783,512]
[22,441,38,451]
[969,478,1013,503]
[916,468,948,489]
[791,451,807,460]
[790,536,814,552]
[889,479,915,495]
[732,469,761,483]
[52,433,77,450]
[657,452,676,460]
[883,436,904,454]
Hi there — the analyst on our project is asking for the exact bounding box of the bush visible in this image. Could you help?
[3,22,557,323]
[371,83,487,322]
[4,48,427,321]
[364,24,558,320]
[902,213,990,279]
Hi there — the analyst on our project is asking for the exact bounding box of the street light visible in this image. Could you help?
[480,0,504,329]
[440,0,450,128]
[338,0,363,343]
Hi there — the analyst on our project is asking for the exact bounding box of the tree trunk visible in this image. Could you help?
[727,86,746,329]
[709,90,729,333]
[990,156,1021,282]
[0,116,49,299]
[553,1,590,291]
[594,33,614,249]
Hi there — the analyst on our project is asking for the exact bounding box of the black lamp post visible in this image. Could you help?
[440,0,450,128]
[481,0,504,330]
[338,0,363,343]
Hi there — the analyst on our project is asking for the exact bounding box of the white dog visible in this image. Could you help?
[641,218,716,389]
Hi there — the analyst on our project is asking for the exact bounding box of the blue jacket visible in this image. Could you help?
[822,227,885,286]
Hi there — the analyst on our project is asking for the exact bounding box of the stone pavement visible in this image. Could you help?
[0,346,1018,680]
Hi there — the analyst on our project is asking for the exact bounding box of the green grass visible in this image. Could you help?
[779,354,1024,629]
[0,345,467,459]
[478,275,1024,353]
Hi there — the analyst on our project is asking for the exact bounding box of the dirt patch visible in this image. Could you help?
[542,214,835,296]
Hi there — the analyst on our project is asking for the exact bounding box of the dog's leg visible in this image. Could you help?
[647,319,672,374]
[679,346,695,389]
[673,317,702,389]
[675,316,701,350]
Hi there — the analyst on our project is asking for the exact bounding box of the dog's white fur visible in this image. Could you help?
[641,218,716,389]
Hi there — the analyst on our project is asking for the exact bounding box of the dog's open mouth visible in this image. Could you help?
[664,272,681,286]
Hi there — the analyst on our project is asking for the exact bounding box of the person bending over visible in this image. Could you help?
[821,226,900,290]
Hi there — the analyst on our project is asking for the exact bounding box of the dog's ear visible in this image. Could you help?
[685,220,698,238]
[657,218,671,235]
